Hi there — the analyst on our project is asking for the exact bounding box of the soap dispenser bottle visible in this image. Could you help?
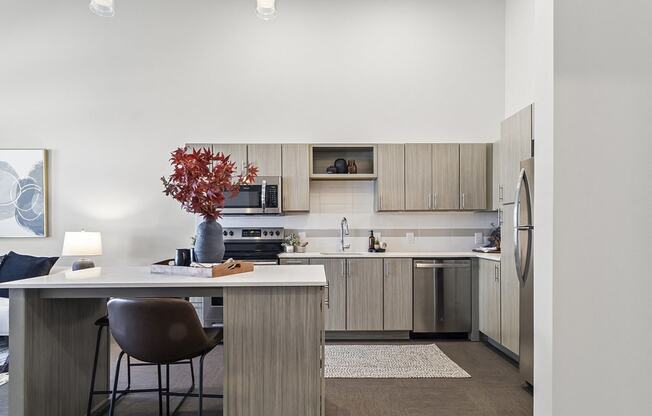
[368,230,376,252]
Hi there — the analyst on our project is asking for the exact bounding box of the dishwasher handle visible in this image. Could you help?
[415,262,469,269]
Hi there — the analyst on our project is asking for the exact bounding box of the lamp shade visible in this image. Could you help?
[256,0,278,20]
[89,0,115,17]
[62,232,102,257]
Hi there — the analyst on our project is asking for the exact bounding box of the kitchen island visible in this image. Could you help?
[1,265,327,416]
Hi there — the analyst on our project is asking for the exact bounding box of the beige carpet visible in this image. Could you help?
[325,343,471,379]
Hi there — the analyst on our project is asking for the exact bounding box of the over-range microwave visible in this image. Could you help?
[222,176,282,215]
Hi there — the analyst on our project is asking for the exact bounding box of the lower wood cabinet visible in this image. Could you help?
[383,258,413,330]
[310,258,346,330]
[282,256,414,332]
[500,209,520,354]
[346,258,384,330]
[478,259,501,341]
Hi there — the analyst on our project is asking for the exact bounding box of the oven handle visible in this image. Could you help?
[261,179,267,212]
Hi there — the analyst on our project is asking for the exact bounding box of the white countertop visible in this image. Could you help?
[279,251,501,262]
[0,265,327,289]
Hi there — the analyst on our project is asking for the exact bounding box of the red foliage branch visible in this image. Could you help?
[161,146,258,220]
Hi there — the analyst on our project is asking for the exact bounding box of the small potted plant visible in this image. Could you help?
[283,233,300,253]
[162,146,258,263]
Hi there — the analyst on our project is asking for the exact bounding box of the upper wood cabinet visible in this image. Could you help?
[376,144,405,211]
[499,105,533,204]
[478,258,501,341]
[492,139,502,210]
[281,144,310,212]
[405,144,433,211]
[432,144,460,210]
[211,144,248,172]
[383,258,413,330]
[247,144,282,177]
[459,144,487,210]
[346,259,384,331]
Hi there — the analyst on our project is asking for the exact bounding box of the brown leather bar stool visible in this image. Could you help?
[86,316,195,416]
[107,298,223,416]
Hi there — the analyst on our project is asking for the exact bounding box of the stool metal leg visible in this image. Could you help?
[157,365,164,416]
[166,364,170,416]
[198,353,206,416]
[189,357,195,388]
[86,324,104,416]
[109,351,125,416]
[126,355,132,392]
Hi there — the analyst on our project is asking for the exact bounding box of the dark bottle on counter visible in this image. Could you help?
[368,230,376,252]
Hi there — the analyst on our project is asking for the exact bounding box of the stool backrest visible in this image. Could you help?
[107,298,210,364]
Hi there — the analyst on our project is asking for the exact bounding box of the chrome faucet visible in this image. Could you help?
[340,217,350,252]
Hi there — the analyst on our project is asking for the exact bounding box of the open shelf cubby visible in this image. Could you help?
[309,145,377,180]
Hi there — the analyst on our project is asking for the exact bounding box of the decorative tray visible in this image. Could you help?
[151,259,254,278]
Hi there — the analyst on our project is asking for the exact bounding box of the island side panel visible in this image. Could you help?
[9,289,108,416]
[224,286,323,416]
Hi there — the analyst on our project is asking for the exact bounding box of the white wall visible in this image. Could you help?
[535,0,652,414]
[0,0,505,265]
[505,0,535,117]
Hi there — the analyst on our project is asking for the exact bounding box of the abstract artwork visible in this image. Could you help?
[0,149,48,237]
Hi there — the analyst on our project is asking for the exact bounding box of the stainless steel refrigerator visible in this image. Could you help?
[514,157,534,386]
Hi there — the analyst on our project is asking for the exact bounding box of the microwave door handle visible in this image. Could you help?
[261,179,267,212]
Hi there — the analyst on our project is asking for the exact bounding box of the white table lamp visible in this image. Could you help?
[62,231,102,271]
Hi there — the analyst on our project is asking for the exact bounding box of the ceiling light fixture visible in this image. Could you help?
[89,0,115,17]
[256,0,278,20]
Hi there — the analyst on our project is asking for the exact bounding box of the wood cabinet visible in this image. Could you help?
[459,144,487,210]
[346,259,384,330]
[211,144,248,172]
[279,258,311,265]
[478,259,501,341]
[432,144,460,210]
[404,143,488,211]
[492,140,502,210]
[375,144,405,211]
[499,105,533,204]
[247,144,282,176]
[282,144,311,211]
[500,207,520,354]
[383,258,413,330]
[310,258,346,331]
[404,144,433,210]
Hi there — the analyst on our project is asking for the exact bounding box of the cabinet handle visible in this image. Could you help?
[499,185,504,201]
[433,193,438,209]
[426,194,432,209]
[325,283,330,308]
[342,261,345,277]
[461,193,466,209]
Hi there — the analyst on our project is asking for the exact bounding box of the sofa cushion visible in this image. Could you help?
[0,252,59,298]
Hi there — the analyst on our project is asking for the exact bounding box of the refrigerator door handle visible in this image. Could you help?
[514,168,533,285]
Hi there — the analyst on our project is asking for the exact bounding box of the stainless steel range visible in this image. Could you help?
[190,227,284,327]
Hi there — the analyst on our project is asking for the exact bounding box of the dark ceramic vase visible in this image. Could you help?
[194,218,225,263]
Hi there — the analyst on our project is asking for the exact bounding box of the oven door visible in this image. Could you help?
[222,176,282,215]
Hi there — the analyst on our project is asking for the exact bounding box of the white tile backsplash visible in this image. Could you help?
[220,181,498,251]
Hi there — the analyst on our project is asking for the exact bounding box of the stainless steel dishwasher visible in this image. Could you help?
[413,259,471,333]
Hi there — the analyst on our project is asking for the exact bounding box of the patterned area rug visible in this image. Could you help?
[325,343,471,379]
